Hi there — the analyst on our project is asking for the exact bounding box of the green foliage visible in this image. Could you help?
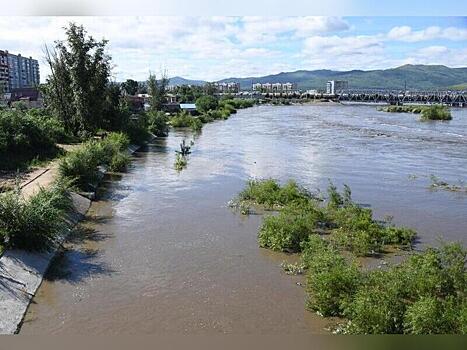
[147,110,169,136]
[44,23,111,137]
[403,296,458,334]
[195,95,218,113]
[124,115,150,144]
[236,179,417,257]
[238,179,312,209]
[343,243,467,334]
[121,79,138,95]
[381,104,452,121]
[258,202,323,252]
[345,268,407,334]
[147,72,169,111]
[0,109,60,170]
[174,153,187,171]
[170,111,203,132]
[306,243,361,317]
[59,132,130,190]
[420,105,452,121]
[0,181,72,251]
[327,183,416,255]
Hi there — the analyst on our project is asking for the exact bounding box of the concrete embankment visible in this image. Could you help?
[0,143,143,334]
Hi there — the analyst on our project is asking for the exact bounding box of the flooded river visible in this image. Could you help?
[21,104,467,334]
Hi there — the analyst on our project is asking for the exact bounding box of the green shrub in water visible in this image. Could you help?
[344,243,466,334]
[420,105,452,121]
[306,245,361,317]
[174,153,188,171]
[239,179,312,208]
[258,202,323,252]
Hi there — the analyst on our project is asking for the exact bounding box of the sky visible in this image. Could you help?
[0,16,466,82]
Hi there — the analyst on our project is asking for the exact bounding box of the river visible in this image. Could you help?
[21,104,467,334]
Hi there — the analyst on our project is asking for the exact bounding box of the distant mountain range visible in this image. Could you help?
[168,76,206,86]
[168,65,467,91]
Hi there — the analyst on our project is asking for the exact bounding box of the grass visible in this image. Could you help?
[0,180,73,251]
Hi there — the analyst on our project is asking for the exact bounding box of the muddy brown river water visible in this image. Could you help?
[21,104,467,334]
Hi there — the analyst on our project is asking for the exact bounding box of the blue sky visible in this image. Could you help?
[0,16,465,82]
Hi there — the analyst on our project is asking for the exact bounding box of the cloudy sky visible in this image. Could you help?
[0,16,466,82]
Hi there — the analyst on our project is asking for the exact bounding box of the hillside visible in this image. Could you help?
[214,65,467,91]
[168,76,206,86]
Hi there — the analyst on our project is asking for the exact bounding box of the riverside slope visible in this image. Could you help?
[0,143,142,334]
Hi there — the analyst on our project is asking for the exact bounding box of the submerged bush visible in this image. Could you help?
[343,243,467,334]
[420,105,452,121]
[236,179,417,257]
[381,104,452,121]
[306,244,361,317]
[258,202,323,252]
[239,179,312,208]
[0,181,72,251]
[174,153,188,171]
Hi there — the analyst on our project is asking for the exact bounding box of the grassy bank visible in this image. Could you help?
[58,132,131,191]
[380,104,452,121]
[0,108,71,171]
[233,179,466,334]
[0,180,72,252]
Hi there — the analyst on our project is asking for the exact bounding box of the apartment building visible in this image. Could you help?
[213,82,240,93]
[326,80,348,95]
[0,50,8,93]
[1,51,40,92]
[252,82,297,92]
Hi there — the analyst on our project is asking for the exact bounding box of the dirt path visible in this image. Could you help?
[1,144,81,199]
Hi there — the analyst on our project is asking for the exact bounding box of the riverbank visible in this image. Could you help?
[0,142,145,334]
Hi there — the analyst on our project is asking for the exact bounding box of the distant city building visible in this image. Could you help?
[326,80,348,95]
[0,50,9,93]
[213,82,240,93]
[252,82,297,92]
[0,50,40,92]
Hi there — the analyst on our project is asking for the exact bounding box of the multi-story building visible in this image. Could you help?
[0,50,9,93]
[213,82,240,93]
[252,82,297,92]
[326,80,348,95]
[4,51,40,92]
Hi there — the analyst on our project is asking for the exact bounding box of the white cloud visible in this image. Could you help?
[303,34,384,56]
[0,17,466,82]
[387,25,467,42]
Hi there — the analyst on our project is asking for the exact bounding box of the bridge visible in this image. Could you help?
[333,89,467,107]
[232,90,467,107]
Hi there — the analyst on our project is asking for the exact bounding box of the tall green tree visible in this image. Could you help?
[147,72,169,111]
[44,23,111,137]
[122,79,139,95]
